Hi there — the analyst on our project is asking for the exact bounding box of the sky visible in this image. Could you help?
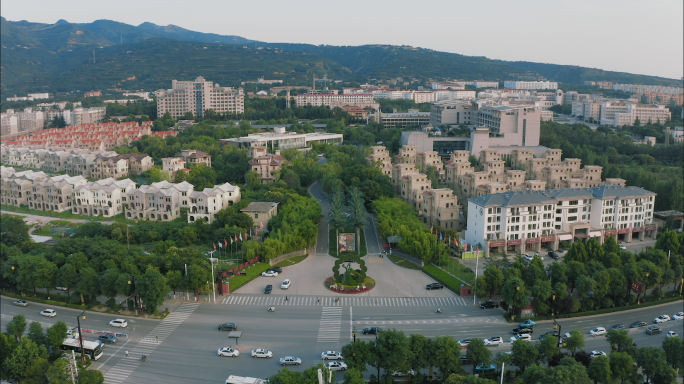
[2,0,682,80]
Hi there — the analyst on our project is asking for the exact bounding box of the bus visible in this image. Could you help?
[61,338,105,361]
[225,376,263,384]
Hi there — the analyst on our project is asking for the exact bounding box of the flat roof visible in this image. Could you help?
[241,202,279,212]
[469,185,655,208]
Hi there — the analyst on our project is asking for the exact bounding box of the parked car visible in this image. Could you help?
[510,334,532,342]
[666,331,678,338]
[13,300,28,307]
[609,324,625,331]
[590,327,607,336]
[262,270,279,277]
[426,283,444,290]
[459,339,471,347]
[475,364,496,373]
[218,323,238,331]
[519,320,537,328]
[55,287,68,291]
[363,327,382,335]
[270,267,283,273]
[480,301,499,309]
[511,328,534,335]
[630,321,648,328]
[646,326,662,335]
[390,370,415,377]
[218,347,239,357]
[654,315,671,324]
[589,351,607,359]
[484,337,503,346]
[459,355,470,364]
[98,334,117,344]
[321,351,343,360]
[264,285,273,294]
[279,356,302,365]
[673,312,684,320]
[325,361,347,371]
[547,251,560,259]
[523,254,535,262]
[251,349,273,358]
[109,319,128,328]
[281,279,291,289]
[40,309,57,317]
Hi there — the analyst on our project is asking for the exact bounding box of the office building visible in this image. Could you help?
[503,81,558,90]
[156,76,245,119]
[220,127,343,150]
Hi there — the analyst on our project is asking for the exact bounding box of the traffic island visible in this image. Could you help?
[324,276,375,293]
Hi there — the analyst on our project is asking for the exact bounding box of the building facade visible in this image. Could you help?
[155,76,245,119]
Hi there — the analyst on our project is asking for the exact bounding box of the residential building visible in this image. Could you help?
[612,84,683,96]
[503,81,558,90]
[421,188,459,229]
[471,105,541,150]
[416,151,444,175]
[155,76,245,119]
[124,181,185,221]
[366,146,392,177]
[73,178,136,217]
[187,182,241,223]
[1,112,19,136]
[72,107,106,125]
[84,91,102,98]
[599,102,671,127]
[1,170,48,207]
[249,153,288,184]
[220,127,343,150]
[371,111,431,128]
[18,108,45,132]
[295,93,379,110]
[162,157,187,174]
[340,105,369,118]
[393,145,417,164]
[45,109,73,125]
[429,100,476,126]
[28,175,87,212]
[177,149,211,168]
[241,202,279,231]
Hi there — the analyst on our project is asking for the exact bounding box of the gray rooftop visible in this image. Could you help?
[241,202,279,212]
[469,185,655,208]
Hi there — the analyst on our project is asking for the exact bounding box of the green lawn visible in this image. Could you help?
[273,254,308,268]
[440,257,476,285]
[422,264,468,293]
[387,254,421,270]
[1,204,130,223]
[328,227,367,257]
[226,263,273,292]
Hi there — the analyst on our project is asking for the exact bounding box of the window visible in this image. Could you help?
[569,200,578,205]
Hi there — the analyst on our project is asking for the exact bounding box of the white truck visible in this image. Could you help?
[225,376,264,384]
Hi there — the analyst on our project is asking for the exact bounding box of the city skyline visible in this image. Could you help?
[2,0,682,80]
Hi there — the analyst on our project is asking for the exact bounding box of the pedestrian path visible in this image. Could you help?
[102,303,199,384]
[220,295,469,307]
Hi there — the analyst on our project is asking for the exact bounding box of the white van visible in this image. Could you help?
[226,376,263,384]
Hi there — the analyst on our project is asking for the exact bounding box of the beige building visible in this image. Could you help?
[92,154,154,180]
[241,202,279,231]
[73,178,136,218]
[177,149,211,168]
[249,154,288,184]
[393,145,417,164]
[421,188,459,229]
[156,76,245,119]
[1,170,49,207]
[187,182,241,224]
[366,146,392,177]
[124,181,184,221]
[28,175,87,213]
[162,157,187,174]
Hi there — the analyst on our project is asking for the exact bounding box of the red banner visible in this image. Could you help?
[630,281,643,293]
[604,230,617,236]
[632,227,644,233]
[644,225,657,231]
[618,228,631,234]
[541,236,556,242]
[526,237,540,244]
[488,240,506,247]
[507,239,522,246]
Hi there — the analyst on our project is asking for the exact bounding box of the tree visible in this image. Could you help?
[375,329,410,378]
[166,270,183,298]
[537,333,560,365]
[47,357,73,384]
[466,338,491,374]
[328,192,347,257]
[587,355,611,384]
[609,352,635,384]
[661,336,683,370]
[78,369,105,384]
[565,329,585,357]
[137,266,169,313]
[3,337,49,383]
[636,346,667,384]
[57,263,79,302]
[100,268,122,302]
[341,340,374,372]
[267,369,304,384]
[0,216,30,247]
[407,334,430,373]
[46,321,69,354]
[483,266,504,299]
[432,335,462,380]
[28,322,47,348]
[348,187,368,257]
[510,338,538,372]
[6,313,28,342]
[656,229,681,255]
[24,356,50,384]
[186,263,211,295]
[606,329,634,353]
[0,333,18,374]
[246,170,262,186]
[343,369,366,384]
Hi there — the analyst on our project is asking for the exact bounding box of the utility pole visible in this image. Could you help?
[208,252,217,303]
[69,350,77,384]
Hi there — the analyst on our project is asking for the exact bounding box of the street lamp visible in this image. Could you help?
[128,275,138,315]
[208,252,217,303]
[552,319,562,349]
[76,310,86,365]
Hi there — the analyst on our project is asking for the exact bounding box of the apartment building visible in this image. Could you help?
[45,109,73,125]
[503,81,558,90]
[71,107,106,125]
[90,153,154,179]
[393,145,417,164]
[465,185,657,257]
[612,84,683,96]
[421,188,459,229]
[1,112,19,136]
[73,178,136,217]
[1,170,49,207]
[28,175,87,212]
[366,146,392,177]
[249,153,288,184]
[155,76,245,119]
[597,101,672,127]
[471,105,541,150]
[371,111,431,128]
[187,182,241,224]
[124,181,185,221]
[429,100,476,126]
[295,93,378,109]
[416,151,444,174]
[162,157,187,174]
[177,149,211,168]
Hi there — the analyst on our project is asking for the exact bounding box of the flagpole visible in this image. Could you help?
[473,250,479,305]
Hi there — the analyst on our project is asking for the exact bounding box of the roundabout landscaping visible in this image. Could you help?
[324,276,375,293]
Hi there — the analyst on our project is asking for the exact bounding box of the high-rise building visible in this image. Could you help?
[155,76,244,119]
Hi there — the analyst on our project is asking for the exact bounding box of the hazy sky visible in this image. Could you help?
[3,0,682,80]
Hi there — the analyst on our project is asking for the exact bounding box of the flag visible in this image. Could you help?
[218,241,222,248]
[230,237,233,244]
[224,238,227,247]
[213,243,216,251]
[234,234,238,242]
[464,243,468,252]
[239,233,243,241]
[430,225,433,233]
[256,228,259,235]
[260,221,263,229]
[476,247,480,256]
[454,238,458,246]
[250,228,252,238]
[245,231,248,240]
[439,233,443,241]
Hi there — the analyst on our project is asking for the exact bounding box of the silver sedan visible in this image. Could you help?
[279,356,302,365]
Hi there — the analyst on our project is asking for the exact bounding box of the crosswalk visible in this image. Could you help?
[103,303,199,384]
[317,307,342,343]
[355,316,504,326]
[220,295,469,307]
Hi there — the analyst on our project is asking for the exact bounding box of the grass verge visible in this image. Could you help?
[422,264,467,295]
[274,254,308,268]
[227,263,273,292]
[440,257,475,284]
[387,254,421,270]
[328,227,367,257]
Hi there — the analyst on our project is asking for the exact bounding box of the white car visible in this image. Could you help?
[55,287,68,291]
[654,315,671,324]
[484,337,503,346]
[67,329,79,338]
[251,349,273,358]
[261,270,279,277]
[109,319,128,328]
[325,361,348,371]
[390,370,415,377]
[673,312,684,320]
[321,351,343,360]
[590,350,607,358]
[590,327,606,336]
[218,347,239,357]
[281,279,291,289]
[666,331,679,338]
[509,334,532,342]
[619,245,627,250]
[523,254,535,262]
[40,309,57,317]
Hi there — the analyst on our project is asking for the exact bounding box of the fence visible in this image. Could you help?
[269,249,307,266]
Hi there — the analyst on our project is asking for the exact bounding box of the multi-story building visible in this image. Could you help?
[187,182,241,224]
[45,109,73,126]
[240,202,279,232]
[366,146,392,177]
[371,111,431,128]
[17,108,45,132]
[156,76,245,119]
[429,100,476,126]
[177,149,211,168]
[1,112,19,136]
[71,107,106,125]
[249,153,288,184]
[421,188,459,229]
[220,127,343,150]
[73,178,136,217]
[465,185,657,256]
[124,181,186,221]
[599,102,671,127]
[393,145,417,164]
[471,105,541,149]
[503,81,558,90]
[1,170,48,207]
[295,93,378,110]
[416,151,444,174]
[28,175,87,212]
[162,157,187,174]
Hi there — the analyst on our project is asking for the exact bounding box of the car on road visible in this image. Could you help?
[218,347,239,357]
[609,324,625,331]
[325,361,347,371]
[251,349,273,358]
[426,283,444,290]
[459,355,470,364]
[55,287,68,291]
[264,285,272,294]
[363,327,382,335]
[619,244,627,250]
[98,334,117,344]
[459,339,471,347]
[523,254,535,262]
[321,351,343,360]
[646,326,662,335]
[589,351,607,359]
[547,251,560,259]
[539,331,560,340]
[630,321,647,328]
[510,334,532,342]
[484,337,503,346]
[673,312,684,320]
[281,279,291,289]
[480,301,499,309]
[40,309,57,317]
[218,323,238,331]
[270,267,283,273]
[279,356,302,365]
[475,364,496,373]
[654,315,671,324]
[666,331,678,338]
[519,320,536,328]
[109,319,128,328]
[511,328,534,335]
[390,370,415,377]
[13,300,28,307]
[262,270,279,277]
[561,332,572,342]
[590,327,607,336]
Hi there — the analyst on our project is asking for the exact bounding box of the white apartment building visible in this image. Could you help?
[465,185,656,257]
[296,93,376,109]
[187,182,241,224]
[599,102,671,127]
[28,175,87,213]
[613,84,683,96]
[430,100,476,126]
[72,107,106,125]
[123,92,152,101]
[124,181,195,221]
[73,178,136,217]
[45,109,73,125]
[220,127,343,150]
[503,81,558,90]
[472,105,541,150]
[18,108,45,132]
[156,77,245,119]
[28,93,50,100]
[1,112,19,136]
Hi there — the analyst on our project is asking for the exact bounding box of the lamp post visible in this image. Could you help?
[208,252,217,303]
[76,310,86,365]
[127,275,137,315]
[553,319,562,349]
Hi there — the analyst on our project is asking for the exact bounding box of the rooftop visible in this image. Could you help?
[241,202,279,212]
[469,185,655,208]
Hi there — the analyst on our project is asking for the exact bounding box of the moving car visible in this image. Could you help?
[40,309,57,317]
[390,370,415,377]
[619,245,627,250]
[324,361,347,371]
[459,339,471,347]
[281,279,291,289]
[262,270,279,277]
[547,251,560,259]
[646,326,662,335]
[13,300,28,307]
[673,312,684,320]
[109,319,128,328]
[475,364,496,373]
[519,320,536,328]
[426,283,444,290]
[264,285,272,294]
[218,323,238,331]
[219,347,240,357]
[630,321,647,328]
[609,324,625,331]
[511,328,534,335]
[55,287,68,291]
[590,327,607,336]
[654,315,671,324]
[363,327,382,335]
[321,351,343,360]
[666,331,678,338]
[251,349,273,358]
[484,337,503,346]
[98,334,117,344]
[539,331,560,340]
[279,356,301,365]
[480,301,499,309]
[510,334,532,342]
[589,351,607,359]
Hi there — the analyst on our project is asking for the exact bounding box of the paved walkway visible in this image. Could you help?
[220,295,470,307]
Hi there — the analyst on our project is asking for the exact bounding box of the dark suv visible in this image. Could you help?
[98,334,118,344]
[270,267,283,273]
[218,323,238,331]
[547,251,560,259]
[264,285,273,294]
[426,283,444,290]
[646,326,662,335]
[480,301,499,309]
[363,327,382,335]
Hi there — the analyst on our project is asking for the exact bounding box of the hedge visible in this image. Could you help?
[2,291,88,310]
[226,263,273,292]
[422,264,465,296]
